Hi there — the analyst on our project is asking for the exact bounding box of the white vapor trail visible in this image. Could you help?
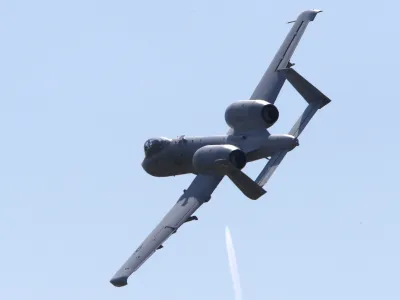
[225,226,242,300]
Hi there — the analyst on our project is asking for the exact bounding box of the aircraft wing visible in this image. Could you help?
[250,9,322,104]
[110,174,224,287]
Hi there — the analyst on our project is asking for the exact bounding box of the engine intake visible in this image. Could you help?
[225,100,279,133]
[193,145,246,175]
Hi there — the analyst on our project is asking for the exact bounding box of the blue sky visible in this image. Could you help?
[1,1,400,299]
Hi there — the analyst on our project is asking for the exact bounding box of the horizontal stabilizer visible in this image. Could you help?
[280,68,331,108]
[215,159,266,200]
[255,78,331,187]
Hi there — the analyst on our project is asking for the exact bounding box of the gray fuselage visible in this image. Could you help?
[142,133,298,177]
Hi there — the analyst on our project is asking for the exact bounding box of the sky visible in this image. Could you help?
[1,0,400,299]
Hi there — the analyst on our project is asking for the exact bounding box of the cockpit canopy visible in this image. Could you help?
[144,137,171,158]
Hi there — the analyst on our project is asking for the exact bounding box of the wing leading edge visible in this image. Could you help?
[110,174,223,287]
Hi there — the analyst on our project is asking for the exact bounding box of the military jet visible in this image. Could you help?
[110,9,331,287]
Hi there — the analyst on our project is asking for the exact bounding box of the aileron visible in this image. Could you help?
[250,9,322,103]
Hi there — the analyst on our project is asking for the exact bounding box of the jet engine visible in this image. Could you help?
[193,145,246,175]
[225,100,279,132]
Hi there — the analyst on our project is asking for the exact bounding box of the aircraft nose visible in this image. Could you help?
[142,158,151,174]
[142,158,159,176]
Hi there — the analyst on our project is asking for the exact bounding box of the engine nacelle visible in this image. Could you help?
[225,100,279,132]
[193,145,247,175]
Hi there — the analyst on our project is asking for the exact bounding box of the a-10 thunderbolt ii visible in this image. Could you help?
[110,9,331,287]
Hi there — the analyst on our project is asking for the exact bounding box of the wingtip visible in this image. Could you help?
[110,276,128,287]
[287,9,323,24]
[299,9,323,21]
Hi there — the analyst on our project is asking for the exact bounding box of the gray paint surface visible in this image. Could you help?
[110,9,330,287]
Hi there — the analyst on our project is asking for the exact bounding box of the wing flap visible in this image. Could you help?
[110,174,223,287]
